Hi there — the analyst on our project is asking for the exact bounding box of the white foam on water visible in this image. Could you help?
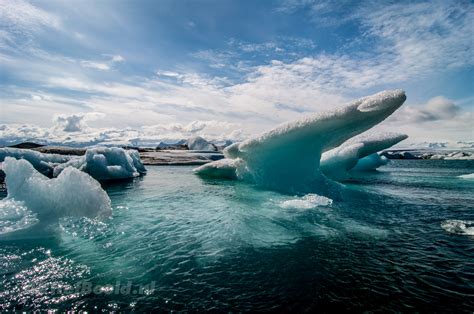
[280,194,333,209]
[458,173,474,180]
[441,220,474,236]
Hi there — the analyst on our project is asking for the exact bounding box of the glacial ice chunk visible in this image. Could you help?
[186,136,217,151]
[2,157,111,221]
[0,147,71,176]
[320,132,408,180]
[53,147,146,181]
[195,89,406,193]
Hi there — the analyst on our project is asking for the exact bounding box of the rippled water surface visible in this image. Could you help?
[1,160,473,311]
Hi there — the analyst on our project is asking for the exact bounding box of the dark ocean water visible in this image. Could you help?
[1,160,473,311]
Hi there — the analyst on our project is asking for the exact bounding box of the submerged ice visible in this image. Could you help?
[0,157,111,234]
[195,89,407,193]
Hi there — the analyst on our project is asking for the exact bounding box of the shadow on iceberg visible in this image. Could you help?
[194,89,407,195]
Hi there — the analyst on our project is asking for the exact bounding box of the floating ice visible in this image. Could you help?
[320,132,408,181]
[195,90,406,193]
[186,136,217,151]
[1,157,111,223]
[458,173,474,180]
[53,147,146,181]
[441,220,474,236]
[0,147,71,176]
[280,194,333,209]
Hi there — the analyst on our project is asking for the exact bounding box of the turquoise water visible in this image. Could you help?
[1,160,473,311]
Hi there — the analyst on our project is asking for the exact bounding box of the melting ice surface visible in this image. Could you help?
[195,89,407,193]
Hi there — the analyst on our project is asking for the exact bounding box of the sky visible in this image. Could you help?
[0,0,473,147]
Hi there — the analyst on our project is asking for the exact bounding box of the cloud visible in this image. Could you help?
[391,96,463,123]
[0,118,246,147]
[110,55,124,62]
[0,0,61,33]
[80,60,110,71]
[53,112,104,132]
[80,54,125,71]
[0,0,61,51]
[0,0,472,145]
[54,114,85,132]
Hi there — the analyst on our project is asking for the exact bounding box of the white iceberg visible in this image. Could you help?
[320,132,408,181]
[195,89,406,193]
[1,157,111,224]
[0,147,71,176]
[53,147,146,181]
[186,136,217,151]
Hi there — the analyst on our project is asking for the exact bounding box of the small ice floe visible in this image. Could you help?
[441,220,474,236]
[458,173,474,180]
[280,194,333,209]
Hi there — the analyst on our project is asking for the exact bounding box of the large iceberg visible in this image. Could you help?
[194,90,407,193]
[1,157,111,225]
[320,132,408,181]
[0,147,71,176]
